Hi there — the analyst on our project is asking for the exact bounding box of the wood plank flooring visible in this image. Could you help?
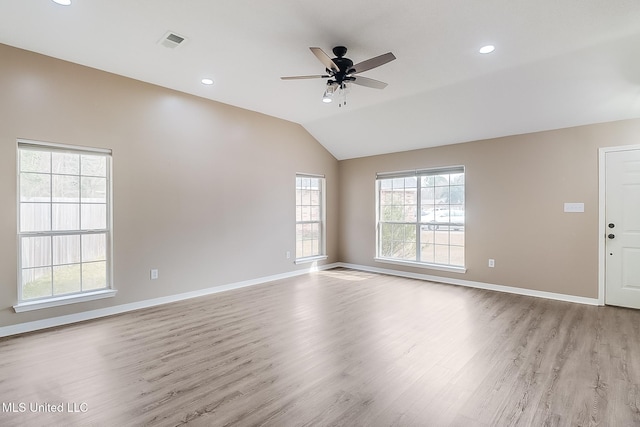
[1,268,639,426]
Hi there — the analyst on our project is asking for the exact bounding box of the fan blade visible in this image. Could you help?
[281,75,330,80]
[310,47,339,73]
[351,76,388,89]
[351,52,396,74]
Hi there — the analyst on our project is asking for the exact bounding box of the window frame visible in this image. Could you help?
[14,139,116,312]
[295,173,327,264]
[375,166,466,273]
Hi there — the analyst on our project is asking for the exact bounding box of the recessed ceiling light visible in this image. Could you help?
[52,0,72,5]
[479,45,495,54]
[201,78,214,85]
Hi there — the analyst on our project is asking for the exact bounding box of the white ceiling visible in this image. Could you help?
[2,1,640,160]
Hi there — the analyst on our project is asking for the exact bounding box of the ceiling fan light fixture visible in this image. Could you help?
[322,82,337,103]
[479,45,495,54]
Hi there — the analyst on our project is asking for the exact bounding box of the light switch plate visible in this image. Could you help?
[564,202,584,213]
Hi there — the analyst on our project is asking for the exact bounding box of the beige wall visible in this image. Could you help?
[339,119,640,298]
[0,44,338,327]
[2,43,640,330]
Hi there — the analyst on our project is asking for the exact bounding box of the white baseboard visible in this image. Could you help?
[1,261,600,338]
[336,262,601,306]
[0,263,341,338]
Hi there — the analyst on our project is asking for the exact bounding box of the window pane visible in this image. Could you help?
[81,155,106,177]
[434,174,449,186]
[404,224,416,242]
[22,267,52,300]
[420,243,435,263]
[20,173,50,202]
[435,186,449,203]
[310,206,320,221]
[53,203,80,230]
[381,205,400,222]
[450,173,465,185]
[450,186,465,204]
[421,228,435,244]
[81,204,106,230]
[379,223,393,257]
[451,227,465,246]
[435,245,450,264]
[301,206,311,221]
[21,236,51,268]
[402,242,416,260]
[53,264,81,295]
[311,239,319,256]
[421,187,435,205]
[310,189,320,205]
[450,246,465,267]
[435,229,450,245]
[53,235,81,265]
[82,233,107,262]
[20,150,50,173]
[52,175,80,202]
[83,262,107,290]
[20,203,51,232]
[52,152,79,174]
[81,177,107,203]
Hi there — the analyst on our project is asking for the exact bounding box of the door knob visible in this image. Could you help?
[608,223,615,228]
[608,234,615,239]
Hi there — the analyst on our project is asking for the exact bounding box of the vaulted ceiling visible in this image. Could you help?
[2,1,640,159]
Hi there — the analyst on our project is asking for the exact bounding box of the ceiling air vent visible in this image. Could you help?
[158,31,187,49]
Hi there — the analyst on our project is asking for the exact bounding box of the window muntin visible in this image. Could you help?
[377,167,465,268]
[18,142,112,302]
[295,175,325,260]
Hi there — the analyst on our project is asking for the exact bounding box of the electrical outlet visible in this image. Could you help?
[150,269,159,280]
[286,251,291,259]
[488,259,495,268]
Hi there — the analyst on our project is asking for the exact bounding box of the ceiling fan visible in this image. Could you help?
[281,46,396,105]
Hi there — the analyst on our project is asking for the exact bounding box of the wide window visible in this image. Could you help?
[17,140,113,307]
[295,174,326,262]
[376,167,465,270]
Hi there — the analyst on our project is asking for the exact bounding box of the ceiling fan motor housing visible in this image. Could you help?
[329,46,355,83]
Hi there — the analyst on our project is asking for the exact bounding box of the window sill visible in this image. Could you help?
[295,255,328,265]
[13,289,117,313]
[374,257,467,274]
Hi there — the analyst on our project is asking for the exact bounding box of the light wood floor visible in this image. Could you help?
[1,268,640,426]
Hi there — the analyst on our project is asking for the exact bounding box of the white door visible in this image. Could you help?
[605,149,640,309]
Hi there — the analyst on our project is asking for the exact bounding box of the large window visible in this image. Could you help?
[295,174,326,262]
[376,167,465,270]
[17,140,113,306]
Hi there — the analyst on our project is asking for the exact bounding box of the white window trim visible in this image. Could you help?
[13,289,117,313]
[375,166,465,269]
[15,139,114,311]
[295,255,328,265]
[374,257,467,273]
[295,173,326,261]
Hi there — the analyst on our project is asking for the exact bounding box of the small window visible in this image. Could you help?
[376,167,465,270]
[295,174,326,262]
[17,140,113,305]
